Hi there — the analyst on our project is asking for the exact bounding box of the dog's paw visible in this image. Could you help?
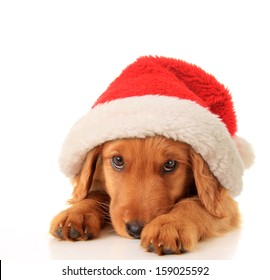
[50,209,102,241]
[141,214,198,255]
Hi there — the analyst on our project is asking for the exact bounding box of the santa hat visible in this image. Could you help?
[59,56,254,196]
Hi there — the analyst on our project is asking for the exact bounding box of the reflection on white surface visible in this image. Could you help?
[48,226,242,260]
[0,221,242,260]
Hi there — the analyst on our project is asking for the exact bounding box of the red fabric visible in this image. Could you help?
[93,56,237,136]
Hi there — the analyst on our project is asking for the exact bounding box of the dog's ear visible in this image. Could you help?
[69,146,102,204]
[190,149,226,218]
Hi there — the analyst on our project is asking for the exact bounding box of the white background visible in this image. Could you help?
[0,0,269,277]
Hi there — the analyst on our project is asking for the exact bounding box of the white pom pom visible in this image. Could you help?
[233,136,255,169]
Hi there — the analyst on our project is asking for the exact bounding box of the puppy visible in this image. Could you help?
[50,136,240,255]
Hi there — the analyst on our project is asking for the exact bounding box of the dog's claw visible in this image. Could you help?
[54,226,93,241]
[148,243,173,255]
[68,228,81,239]
[148,243,155,252]
[148,242,187,255]
[83,227,93,240]
[162,247,174,255]
[179,247,188,254]
[56,227,64,238]
[85,232,93,240]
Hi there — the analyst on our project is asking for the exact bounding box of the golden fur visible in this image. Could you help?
[50,136,240,255]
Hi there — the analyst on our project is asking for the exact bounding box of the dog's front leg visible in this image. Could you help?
[50,190,110,241]
[141,196,240,255]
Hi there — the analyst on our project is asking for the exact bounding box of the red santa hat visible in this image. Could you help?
[59,56,254,196]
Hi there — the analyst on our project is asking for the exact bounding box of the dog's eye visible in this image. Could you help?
[111,156,125,171]
[163,160,177,173]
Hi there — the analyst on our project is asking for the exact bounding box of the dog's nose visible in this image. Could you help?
[126,221,144,239]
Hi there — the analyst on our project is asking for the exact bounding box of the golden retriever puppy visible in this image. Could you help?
[50,57,254,255]
[50,136,240,255]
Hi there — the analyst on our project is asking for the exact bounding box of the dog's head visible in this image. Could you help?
[70,136,226,239]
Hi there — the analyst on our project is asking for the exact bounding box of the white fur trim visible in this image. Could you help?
[59,95,246,196]
[233,136,255,169]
